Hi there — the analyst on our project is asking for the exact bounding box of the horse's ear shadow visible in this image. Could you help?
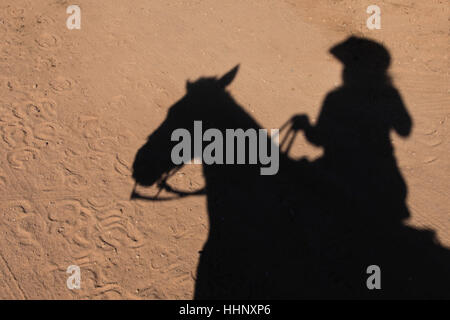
[186,80,193,91]
[218,64,240,88]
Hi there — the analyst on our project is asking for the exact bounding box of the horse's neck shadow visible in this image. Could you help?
[181,79,275,174]
[171,77,291,225]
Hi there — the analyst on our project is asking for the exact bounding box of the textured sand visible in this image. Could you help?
[0,0,448,299]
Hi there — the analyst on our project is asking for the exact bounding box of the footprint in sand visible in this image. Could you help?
[6,6,25,18]
[33,121,61,143]
[12,99,58,123]
[2,123,34,148]
[49,76,73,92]
[6,147,39,169]
[36,33,61,51]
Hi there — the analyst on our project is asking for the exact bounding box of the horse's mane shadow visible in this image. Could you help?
[131,55,450,299]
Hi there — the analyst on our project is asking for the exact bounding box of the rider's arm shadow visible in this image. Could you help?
[292,92,339,148]
[293,87,413,148]
[385,88,412,137]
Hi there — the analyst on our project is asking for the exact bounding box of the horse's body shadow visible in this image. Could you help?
[131,38,450,299]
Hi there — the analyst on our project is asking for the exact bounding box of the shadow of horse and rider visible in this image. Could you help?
[131,37,450,299]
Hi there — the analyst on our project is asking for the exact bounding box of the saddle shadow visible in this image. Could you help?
[131,37,450,299]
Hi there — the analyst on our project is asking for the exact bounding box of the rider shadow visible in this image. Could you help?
[286,37,450,298]
[131,37,450,299]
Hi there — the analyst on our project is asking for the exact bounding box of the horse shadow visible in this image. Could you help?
[131,37,450,299]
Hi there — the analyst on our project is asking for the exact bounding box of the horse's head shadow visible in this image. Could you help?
[131,65,249,189]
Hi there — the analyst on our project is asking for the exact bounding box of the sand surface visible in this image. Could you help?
[0,0,448,299]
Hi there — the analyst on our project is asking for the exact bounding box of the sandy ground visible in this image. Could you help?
[0,0,448,299]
